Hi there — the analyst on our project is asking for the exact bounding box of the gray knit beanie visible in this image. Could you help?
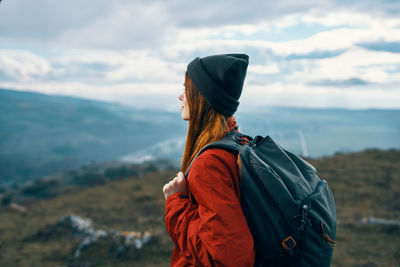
[187,53,249,116]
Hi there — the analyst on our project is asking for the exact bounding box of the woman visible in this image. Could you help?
[163,54,255,266]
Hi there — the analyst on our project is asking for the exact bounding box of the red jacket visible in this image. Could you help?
[165,147,255,266]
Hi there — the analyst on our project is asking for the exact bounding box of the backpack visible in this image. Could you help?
[186,130,337,267]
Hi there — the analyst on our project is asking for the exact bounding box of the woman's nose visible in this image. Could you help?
[178,93,184,101]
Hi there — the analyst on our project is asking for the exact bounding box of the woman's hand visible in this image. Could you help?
[163,171,187,199]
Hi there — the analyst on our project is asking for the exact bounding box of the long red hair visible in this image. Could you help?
[181,72,230,173]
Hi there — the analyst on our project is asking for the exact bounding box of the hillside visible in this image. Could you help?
[0,149,399,267]
[0,88,186,185]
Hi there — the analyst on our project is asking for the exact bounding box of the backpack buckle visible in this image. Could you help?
[282,236,296,250]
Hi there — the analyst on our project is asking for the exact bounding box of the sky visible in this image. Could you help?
[0,0,399,111]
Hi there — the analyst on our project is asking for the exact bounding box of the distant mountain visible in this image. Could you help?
[0,89,186,185]
[1,88,399,185]
[124,106,400,163]
[235,107,400,157]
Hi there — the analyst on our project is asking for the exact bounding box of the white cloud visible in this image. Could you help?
[269,27,399,55]
[55,2,175,49]
[0,49,186,84]
[302,11,400,28]
[167,15,400,57]
[1,4,399,109]
[0,80,182,108]
[54,50,185,83]
[0,50,51,81]
[240,83,400,109]
[288,48,400,84]
[248,64,280,75]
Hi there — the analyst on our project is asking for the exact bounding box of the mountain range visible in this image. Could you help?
[1,88,399,185]
[0,89,185,185]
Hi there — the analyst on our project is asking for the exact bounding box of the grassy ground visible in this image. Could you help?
[0,149,399,266]
[309,149,400,267]
[0,169,175,267]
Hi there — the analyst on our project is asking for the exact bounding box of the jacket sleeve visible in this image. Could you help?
[165,149,255,267]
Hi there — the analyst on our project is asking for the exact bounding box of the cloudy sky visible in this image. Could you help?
[0,0,399,111]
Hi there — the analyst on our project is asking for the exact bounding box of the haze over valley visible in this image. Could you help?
[1,88,399,185]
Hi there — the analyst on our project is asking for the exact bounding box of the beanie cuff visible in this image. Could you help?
[187,57,239,116]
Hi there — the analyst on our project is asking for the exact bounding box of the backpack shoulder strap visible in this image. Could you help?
[184,131,249,177]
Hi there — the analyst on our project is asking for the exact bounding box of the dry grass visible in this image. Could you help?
[0,170,175,267]
[1,149,399,266]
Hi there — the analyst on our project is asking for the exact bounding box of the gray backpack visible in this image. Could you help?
[186,130,336,266]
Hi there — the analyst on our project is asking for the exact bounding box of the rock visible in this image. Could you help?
[9,202,27,213]
[360,217,400,227]
[74,229,108,258]
[108,230,152,258]
[32,214,152,259]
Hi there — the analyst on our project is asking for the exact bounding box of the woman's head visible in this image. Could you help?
[180,72,230,172]
[180,53,249,173]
